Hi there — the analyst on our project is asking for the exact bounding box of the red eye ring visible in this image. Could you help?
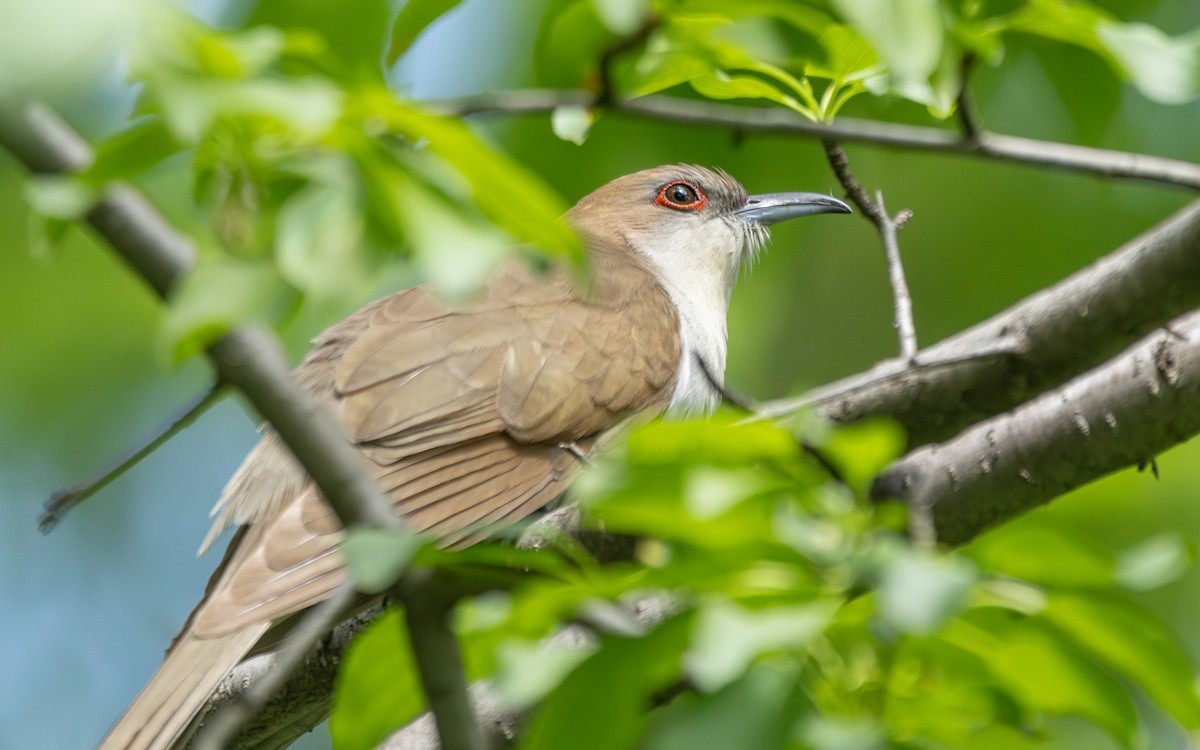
[654,180,707,211]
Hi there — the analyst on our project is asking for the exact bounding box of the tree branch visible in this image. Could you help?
[874,311,1200,545]
[0,101,481,750]
[759,197,1200,446]
[424,90,1200,192]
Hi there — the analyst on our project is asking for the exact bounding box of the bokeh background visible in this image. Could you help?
[3,0,1200,747]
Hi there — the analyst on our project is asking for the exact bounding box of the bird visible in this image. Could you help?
[99,164,850,750]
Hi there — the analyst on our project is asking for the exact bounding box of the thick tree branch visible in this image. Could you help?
[875,311,1200,545]
[425,90,1200,192]
[760,197,1200,445]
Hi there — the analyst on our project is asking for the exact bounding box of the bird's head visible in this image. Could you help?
[567,164,850,298]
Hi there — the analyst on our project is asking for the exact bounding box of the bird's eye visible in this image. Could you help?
[655,180,707,211]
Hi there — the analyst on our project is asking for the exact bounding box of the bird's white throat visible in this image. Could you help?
[628,218,762,416]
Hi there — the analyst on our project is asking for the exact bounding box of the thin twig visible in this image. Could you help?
[822,140,919,361]
[40,383,227,532]
[595,15,660,106]
[956,53,983,141]
[193,583,359,750]
[695,352,759,411]
[425,90,1200,192]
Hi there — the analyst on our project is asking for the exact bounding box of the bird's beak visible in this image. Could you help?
[735,192,852,225]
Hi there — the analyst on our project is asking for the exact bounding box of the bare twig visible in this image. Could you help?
[425,90,1200,192]
[956,53,983,141]
[822,140,919,361]
[40,382,227,531]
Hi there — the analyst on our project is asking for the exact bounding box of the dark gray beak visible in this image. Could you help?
[736,192,852,225]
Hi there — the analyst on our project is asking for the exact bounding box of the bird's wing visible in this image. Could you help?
[193,258,681,637]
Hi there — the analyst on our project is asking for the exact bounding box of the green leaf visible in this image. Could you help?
[551,105,595,145]
[24,176,96,220]
[688,72,810,115]
[1097,22,1200,104]
[1114,533,1193,591]
[342,527,422,594]
[1042,591,1200,728]
[641,664,797,750]
[535,1,614,88]
[830,0,944,88]
[520,615,691,750]
[330,607,425,750]
[795,714,887,750]
[626,418,800,466]
[388,171,513,301]
[966,523,1115,588]
[877,549,977,635]
[979,620,1138,746]
[590,0,649,35]
[276,178,377,301]
[386,0,464,65]
[247,0,390,80]
[492,638,598,710]
[373,98,581,263]
[686,598,835,692]
[81,118,182,187]
[160,258,298,364]
[818,417,904,494]
[153,75,343,143]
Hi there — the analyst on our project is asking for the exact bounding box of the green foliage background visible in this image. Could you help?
[3,0,1200,748]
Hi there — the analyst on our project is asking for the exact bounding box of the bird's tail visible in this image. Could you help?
[97,622,269,750]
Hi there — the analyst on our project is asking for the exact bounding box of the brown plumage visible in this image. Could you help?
[99,165,850,750]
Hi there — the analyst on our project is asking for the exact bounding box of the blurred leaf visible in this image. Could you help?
[1097,22,1200,104]
[342,527,422,594]
[795,714,886,750]
[640,664,796,750]
[627,418,799,466]
[966,523,1115,588]
[536,1,614,88]
[24,176,95,219]
[161,258,297,364]
[1042,591,1200,728]
[686,598,835,692]
[830,0,944,90]
[982,620,1138,746]
[818,417,904,493]
[520,615,691,750]
[551,105,595,145]
[151,74,343,143]
[683,466,778,519]
[276,178,377,301]
[248,0,390,80]
[688,72,810,115]
[1003,0,1113,53]
[1114,533,1193,591]
[330,607,424,750]
[877,549,977,635]
[387,0,464,65]
[373,97,581,263]
[591,0,649,35]
[492,638,598,710]
[389,171,513,300]
[82,118,182,186]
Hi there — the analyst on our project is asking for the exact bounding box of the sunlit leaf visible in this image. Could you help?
[830,0,944,87]
[966,523,1115,588]
[796,714,887,750]
[980,620,1138,745]
[247,0,390,79]
[24,176,96,220]
[330,608,425,750]
[276,179,377,301]
[1114,533,1194,591]
[1042,591,1200,728]
[686,598,835,692]
[590,0,649,35]
[551,105,595,145]
[1097,22,1200,104]
[877,549,977,635]
[642,665,796,750]
[492,638,598,710]
[520,615,691,750]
